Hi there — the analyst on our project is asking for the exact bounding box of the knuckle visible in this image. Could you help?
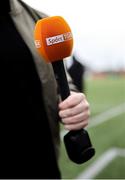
[85,109,90,118]
[85,101,90,110]
[80,93,85,99]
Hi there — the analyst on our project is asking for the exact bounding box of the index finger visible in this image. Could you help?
[59,93,85,110]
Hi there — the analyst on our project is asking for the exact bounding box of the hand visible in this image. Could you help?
[58,91,90,131]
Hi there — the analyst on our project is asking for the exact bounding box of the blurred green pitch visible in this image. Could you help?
[59,75,125,179]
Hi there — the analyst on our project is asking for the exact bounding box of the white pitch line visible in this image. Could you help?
[60,103,125,139]
[76,148,125,179]
[89,102,125,128]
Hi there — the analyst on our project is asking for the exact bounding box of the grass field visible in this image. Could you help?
[59,75,125,179]
[96,156,125,179]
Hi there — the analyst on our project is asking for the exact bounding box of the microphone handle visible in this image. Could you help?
[52,60,95,164]
[52,60,70,100]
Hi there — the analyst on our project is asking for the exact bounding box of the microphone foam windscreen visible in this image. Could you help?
[34,16,73,63]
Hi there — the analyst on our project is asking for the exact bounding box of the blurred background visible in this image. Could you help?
[23,0,125,179]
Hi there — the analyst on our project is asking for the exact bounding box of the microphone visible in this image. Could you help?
[34,16,95,164]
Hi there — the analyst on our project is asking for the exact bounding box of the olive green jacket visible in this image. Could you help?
[9,0,77,158]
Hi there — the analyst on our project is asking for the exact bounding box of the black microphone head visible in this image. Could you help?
[64,129,95,164]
